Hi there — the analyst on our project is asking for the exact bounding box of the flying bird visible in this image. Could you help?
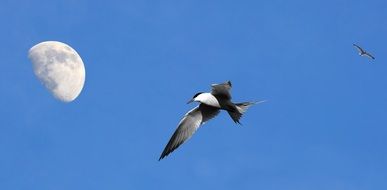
[353,44,375,60]
[159,81,265,160]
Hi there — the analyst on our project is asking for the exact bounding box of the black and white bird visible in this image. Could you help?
[159,81,265,160]
[353,44,375,60]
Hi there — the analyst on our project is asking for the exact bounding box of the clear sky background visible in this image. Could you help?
[1,0,387,189]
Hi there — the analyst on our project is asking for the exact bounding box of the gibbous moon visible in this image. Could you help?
[28,41,85,102]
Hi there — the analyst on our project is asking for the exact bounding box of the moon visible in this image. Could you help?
[28,41,86,102]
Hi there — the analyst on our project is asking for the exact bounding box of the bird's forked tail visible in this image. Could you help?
[227,100,266,124]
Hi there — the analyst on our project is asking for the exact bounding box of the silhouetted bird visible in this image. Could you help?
[353,44,375,60]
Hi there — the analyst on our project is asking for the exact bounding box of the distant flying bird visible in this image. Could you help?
[159,81,265,160]
[353,44,375,60]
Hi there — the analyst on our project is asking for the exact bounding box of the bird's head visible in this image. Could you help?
[187,92,205,104]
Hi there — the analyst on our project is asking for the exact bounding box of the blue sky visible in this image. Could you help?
[1,0,387,189]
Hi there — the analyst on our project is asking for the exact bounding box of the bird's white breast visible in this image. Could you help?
[195,93,221,108]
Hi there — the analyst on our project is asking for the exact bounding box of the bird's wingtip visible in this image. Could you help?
[255,100,268,104]
[227,80,232,87]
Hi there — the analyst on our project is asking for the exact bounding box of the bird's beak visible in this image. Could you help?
[187,99,194,104]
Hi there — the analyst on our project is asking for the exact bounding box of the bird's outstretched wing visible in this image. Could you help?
[364,52,375,60]
[159,104,220,160]
[353,44,365,54]
[211,80,232,99]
